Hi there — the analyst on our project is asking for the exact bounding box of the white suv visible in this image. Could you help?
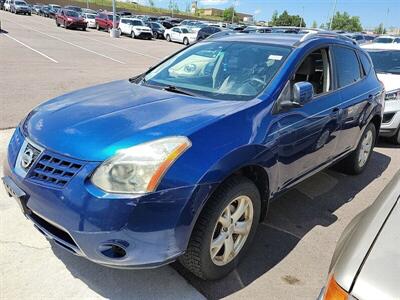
[362,43,400,144]
[118,18,153,39]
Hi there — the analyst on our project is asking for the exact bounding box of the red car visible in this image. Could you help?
[95,12,120,32]
[55,8,87,30]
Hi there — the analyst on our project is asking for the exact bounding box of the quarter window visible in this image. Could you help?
[359,51,372,75]
[333,46,361,87]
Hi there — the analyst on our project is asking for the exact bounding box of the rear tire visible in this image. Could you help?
[56,19,60,27]
[179,176,261,280]
[336,122,376,175]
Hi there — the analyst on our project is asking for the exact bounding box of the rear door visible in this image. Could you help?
[331,45,381,155]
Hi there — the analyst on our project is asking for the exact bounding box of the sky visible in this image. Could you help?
[146,0,400,29]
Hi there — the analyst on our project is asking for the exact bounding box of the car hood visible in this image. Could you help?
[377,73,400,92]
[25,80,243,161]
[351,201,400,300]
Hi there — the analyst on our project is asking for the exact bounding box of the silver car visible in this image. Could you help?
[319,170,400,300]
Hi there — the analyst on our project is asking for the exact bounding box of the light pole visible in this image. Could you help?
[231,0,238,24]
[110,0,120,38]
[329,0,338,30]
[300,5,304,27]
[382,8,389,34]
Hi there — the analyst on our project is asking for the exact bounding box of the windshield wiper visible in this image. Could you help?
[163,85,194,96]
[129,73,146,84]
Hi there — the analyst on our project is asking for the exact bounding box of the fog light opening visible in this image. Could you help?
[99,243,127,259]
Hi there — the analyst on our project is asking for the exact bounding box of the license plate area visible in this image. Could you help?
[2,176,30,215]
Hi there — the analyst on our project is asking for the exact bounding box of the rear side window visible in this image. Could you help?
[359,51,372,75]
[333,46,361,87]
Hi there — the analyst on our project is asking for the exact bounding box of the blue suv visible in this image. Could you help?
[2,32,384,280]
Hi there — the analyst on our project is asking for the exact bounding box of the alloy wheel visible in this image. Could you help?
[210,195,253,266]
[358,129,373,167]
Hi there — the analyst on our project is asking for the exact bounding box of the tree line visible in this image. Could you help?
[223,8,386,33]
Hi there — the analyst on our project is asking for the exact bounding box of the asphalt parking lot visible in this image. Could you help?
[1,10,400,300]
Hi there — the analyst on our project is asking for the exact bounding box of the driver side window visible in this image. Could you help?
[292,48,332,96]
[277,47,332,108]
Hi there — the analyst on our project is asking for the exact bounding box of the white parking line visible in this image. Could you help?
[4,18,125,64]
[80,36,161,59]
[6,14,171,60]
[3,33,58,63]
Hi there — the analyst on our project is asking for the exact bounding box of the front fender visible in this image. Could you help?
[174,144,277,250]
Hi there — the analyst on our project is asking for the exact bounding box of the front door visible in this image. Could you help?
[274,46,342,191]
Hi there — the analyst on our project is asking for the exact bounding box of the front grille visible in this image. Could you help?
[383,112,395,124]
[27,152,83,188]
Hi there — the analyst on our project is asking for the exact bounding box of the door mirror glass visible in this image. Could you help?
[293,81,313,105]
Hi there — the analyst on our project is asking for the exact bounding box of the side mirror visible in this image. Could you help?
[293,81,314,105]
[279,81,314,110]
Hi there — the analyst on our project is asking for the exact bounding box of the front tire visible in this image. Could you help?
[183,37,189,45]
[337,122,376,175]
[166,34,171,42]
[180,176,261,280]
[131,31,135,39]
[96,23,100,30]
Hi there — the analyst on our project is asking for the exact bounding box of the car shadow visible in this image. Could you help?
[377,137,400,149]
[50,243,204,300]
[172,150,391,299]
[50,151,390,300]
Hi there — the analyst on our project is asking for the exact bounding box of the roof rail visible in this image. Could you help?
[298,30,357,45]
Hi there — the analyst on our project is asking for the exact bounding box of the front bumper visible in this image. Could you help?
[67,22,87,29]
[379,100,400,137]
[3,129,213,268]
[136,31,153,39]
[15,8,30,13]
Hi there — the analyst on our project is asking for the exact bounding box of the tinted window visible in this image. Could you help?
[359,51,372,75]
[66,10,79,17]
[333,46,361,87]
[374,37,394,44]
[367,50,400,75]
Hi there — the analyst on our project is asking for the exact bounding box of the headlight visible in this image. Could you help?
[385,89,400,101]
[91,136,191,194]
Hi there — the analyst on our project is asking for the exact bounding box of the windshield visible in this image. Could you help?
[129,20,144,26]
[85,14,95,19]
[367,50,400,75]
[143,41,291,101]
[374,37,394,44]
[15,1,26,5]
[66,10,79,17]
[151,22,163,29]
[107,15,120,21]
